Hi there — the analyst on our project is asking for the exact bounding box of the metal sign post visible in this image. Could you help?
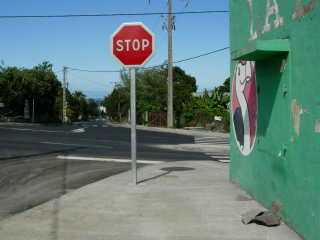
[111,22,155,185]
[130,67,137,185]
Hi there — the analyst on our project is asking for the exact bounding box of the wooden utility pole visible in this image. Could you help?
[111,81,121,122]
[167,0,174,128]
[62,66,67,124]
[147,0,177,127]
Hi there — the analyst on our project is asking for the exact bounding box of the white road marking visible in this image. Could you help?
[195,136,218,140]
[207,154,229,158]
[218,159,230,163]
[194,136,230,163]
[40,141,112,149]
[56,155,164,164]
[0,127,65,133]
[71,128,85,133]
[195,137,228,144]
[207,154,230,162]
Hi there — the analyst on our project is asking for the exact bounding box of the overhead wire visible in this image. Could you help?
[68,67,121,73]
[0,10,229,19]
[174,47,229,64]
[1,9,230,96]
[67,46,230,73]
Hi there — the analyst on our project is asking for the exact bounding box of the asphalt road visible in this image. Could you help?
[0,120,218,220]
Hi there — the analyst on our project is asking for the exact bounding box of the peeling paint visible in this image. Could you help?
[291,99,302,136]
[271,201,282,214]
[245,0,318,41]
[293,0,317,20]
[280,58,288,73]
[315,120,320,133]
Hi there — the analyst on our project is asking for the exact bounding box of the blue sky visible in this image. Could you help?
[0,0,230,99]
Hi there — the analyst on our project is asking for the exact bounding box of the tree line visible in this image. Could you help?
[0,62,230,130]
[104,66,230,131]
[0,62,100,123]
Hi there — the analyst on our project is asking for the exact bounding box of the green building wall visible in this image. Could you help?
[229,1,320,239]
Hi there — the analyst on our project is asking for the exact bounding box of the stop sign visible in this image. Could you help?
[111,22,155,67]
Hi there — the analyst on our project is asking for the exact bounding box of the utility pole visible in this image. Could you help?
[147,0,176,127]
[167,0,174,128]
[62,66,67,124]
[111,81,121,122]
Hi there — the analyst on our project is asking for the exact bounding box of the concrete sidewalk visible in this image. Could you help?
[0,161,301,240]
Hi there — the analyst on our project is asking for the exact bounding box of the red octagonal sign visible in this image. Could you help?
[111,22,155,67]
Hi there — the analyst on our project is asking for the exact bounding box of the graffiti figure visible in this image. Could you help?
[232,61,257,156]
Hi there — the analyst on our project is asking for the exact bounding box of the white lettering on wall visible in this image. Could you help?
[263,0,284,34]
[247,0,258,40]
[246,0,318,40]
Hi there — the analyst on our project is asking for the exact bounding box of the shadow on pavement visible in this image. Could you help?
[0,147,85,161]
[138,166,195,184]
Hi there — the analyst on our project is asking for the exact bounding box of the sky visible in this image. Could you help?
[0,0,230,99]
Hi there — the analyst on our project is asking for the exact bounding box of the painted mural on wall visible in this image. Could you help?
[232,61,257,156]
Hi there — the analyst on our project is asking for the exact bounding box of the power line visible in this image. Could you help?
[0,10,229,20]
[68,67,121,73]
[174,47,229,64]
[67,46,229,73]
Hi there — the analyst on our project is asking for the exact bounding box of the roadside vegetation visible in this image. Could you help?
[0,62,229,131]
[104,66,230,131]
[0,62,100,123]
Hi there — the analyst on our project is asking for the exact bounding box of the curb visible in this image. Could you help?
[107,122,229,137]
